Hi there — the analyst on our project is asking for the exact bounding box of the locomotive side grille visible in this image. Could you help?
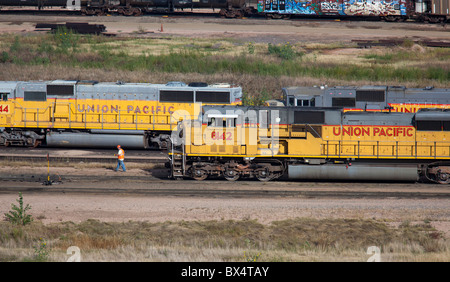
[356,90,385,102]
[159,90,194,102]
[24,91,46,102]
[47,85,74,96]
[417,120,443,131]
[331,98,355,107]
[294,111,325,124]
[196,91,230,103]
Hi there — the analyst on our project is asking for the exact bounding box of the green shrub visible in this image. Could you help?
[4,192,33,226]
[268,42,300,60]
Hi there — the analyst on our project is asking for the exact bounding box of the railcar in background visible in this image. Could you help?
[0,0,448,21]
[260,0,449,22]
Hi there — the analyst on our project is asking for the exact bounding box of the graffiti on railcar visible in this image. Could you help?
[319,0,346,15]
[344,0,406,16]
[285,1,319,14]
[261,0,408,16]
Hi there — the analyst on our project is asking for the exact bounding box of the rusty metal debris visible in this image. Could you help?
[35,22,106,35]
[353,39,450,48]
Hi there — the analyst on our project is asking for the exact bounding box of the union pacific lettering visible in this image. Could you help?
[332,126,414,137]
[389,103,450,113]
[77,104,175,114]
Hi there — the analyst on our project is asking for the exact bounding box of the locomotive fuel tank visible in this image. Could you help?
[288,163,420,182]
[46,130,148,149]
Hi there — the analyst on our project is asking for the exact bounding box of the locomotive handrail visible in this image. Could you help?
[12,100,191,131]
[323,139,450,159]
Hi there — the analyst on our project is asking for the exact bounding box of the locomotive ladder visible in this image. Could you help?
[170,138,185,179]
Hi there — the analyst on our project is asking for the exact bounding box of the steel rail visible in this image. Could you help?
[0,185,448,199]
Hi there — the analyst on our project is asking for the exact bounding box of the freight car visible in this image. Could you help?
[0,80,242,149]
[168,105,450,183]
[275,85,450,113]
[0,0,448,21]
[0,0,251,17]
[260,0,449,22]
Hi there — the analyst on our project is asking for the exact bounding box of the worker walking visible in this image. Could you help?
[115,145,126,172]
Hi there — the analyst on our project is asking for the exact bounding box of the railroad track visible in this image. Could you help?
[0,184,449,199]
[1,170,449,199]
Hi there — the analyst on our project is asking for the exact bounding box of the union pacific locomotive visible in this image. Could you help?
[0,0,448,22]
[169,105,450,183]
[0,80,242,149]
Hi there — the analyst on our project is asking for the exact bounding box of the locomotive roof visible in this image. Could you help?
[0,80,241,89]
[415,108,450,121]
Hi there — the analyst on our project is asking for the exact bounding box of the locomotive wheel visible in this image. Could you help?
[81,8,96,16]
[224,169,240,181]
[255,170,272,182]
[437,170,450,185]
[132,8,142,16]
[94,9,106,16]
[192,168,208,181]
[426,164,450,184]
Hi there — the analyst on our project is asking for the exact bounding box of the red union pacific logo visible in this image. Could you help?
[77,104,174,114]
[332,126,414,137]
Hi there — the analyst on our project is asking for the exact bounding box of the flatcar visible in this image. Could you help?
[0,0,448,22]
[0,80,242,149]
[275,85,450,113]
[168,105,450,183]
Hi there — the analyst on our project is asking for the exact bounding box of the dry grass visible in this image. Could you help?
[0,218,448,262]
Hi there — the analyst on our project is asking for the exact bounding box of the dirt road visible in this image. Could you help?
[0,14,449,44]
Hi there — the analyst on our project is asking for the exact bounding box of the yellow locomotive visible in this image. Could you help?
[169,105,450,184]
[0,80,242,149]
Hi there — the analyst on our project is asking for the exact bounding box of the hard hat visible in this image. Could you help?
[117,145,121,148]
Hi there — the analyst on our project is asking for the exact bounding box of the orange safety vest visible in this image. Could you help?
[118,148,125,160]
